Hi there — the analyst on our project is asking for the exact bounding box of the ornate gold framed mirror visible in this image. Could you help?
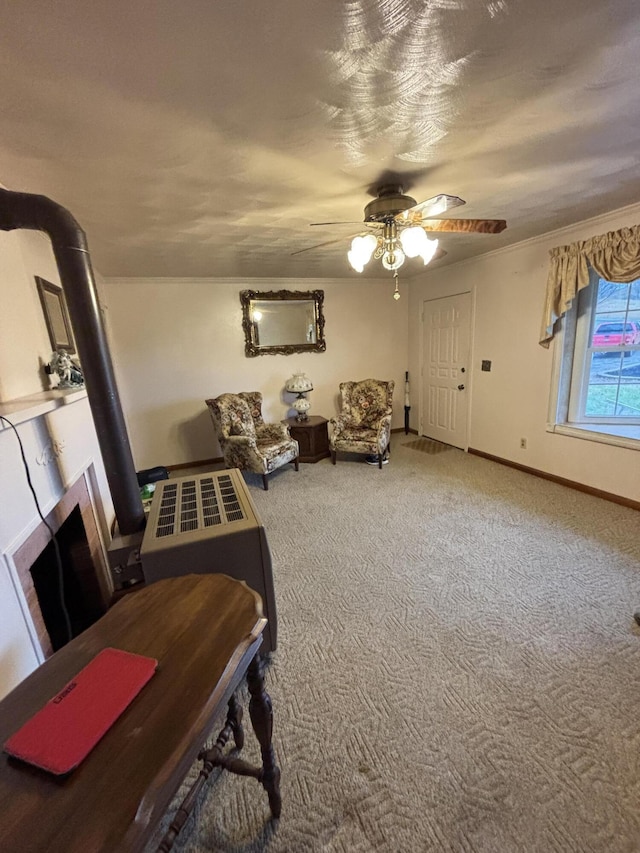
[240,289,326,357]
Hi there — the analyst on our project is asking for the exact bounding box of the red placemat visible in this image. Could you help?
[3,647,157,775]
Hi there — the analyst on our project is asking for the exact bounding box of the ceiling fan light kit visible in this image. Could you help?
[300,184,507,299]
[347,218,439,287]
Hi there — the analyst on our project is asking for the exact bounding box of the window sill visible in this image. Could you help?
[547,422,640,450]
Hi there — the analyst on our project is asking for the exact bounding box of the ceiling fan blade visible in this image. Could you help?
[397,194,466,223]
[291,234,361,256]
[310,220,364,226]
[420,218,507,234]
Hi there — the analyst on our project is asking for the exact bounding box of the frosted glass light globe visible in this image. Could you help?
[382,248,405,270]
[399,225,427,258]
[292,396,311,420]
[348,234,377,271]
[419,237,439,265]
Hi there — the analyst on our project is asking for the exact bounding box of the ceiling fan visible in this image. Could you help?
[292,185,507,293]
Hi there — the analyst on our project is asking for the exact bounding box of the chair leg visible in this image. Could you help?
[378,453,383,469]
[294,457,299,472]
[331,450,337,465]
[262,474,269,491]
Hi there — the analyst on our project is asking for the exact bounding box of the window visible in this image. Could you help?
[552,270,640,444]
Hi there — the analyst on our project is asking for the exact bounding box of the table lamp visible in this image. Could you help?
[285,372,313,421]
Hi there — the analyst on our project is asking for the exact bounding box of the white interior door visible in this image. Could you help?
[421,292,472,449]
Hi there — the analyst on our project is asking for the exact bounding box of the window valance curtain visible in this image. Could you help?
[539,224,640,347]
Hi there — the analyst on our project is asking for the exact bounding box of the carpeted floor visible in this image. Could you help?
[155,437,640,853]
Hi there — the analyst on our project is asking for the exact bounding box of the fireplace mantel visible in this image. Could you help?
[0,387,88,430]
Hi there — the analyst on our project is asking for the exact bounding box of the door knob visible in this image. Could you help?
[457,384,465,390]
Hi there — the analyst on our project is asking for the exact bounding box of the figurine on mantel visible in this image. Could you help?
[45,349,84,388]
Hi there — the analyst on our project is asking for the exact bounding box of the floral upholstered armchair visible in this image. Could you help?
[329,379,395,468]
[206,391,299,490]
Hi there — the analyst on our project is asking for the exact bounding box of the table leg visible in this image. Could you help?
[247,654,282,819]
[227,693,244,751]
[157,658,280,852]
[157,695,246,852]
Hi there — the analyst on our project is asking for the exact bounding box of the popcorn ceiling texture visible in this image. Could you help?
[1,0,640,278]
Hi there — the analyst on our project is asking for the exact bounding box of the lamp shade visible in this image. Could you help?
[285,372,313,393]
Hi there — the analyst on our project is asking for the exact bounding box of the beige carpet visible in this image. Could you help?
[155,437,640,853]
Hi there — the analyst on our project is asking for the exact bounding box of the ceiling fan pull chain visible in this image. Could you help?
[393,271,400,301]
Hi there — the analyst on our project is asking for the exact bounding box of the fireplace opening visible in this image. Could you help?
[12,472,112,660]
[29,506,107,653]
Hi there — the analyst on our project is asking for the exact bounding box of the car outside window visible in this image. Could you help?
[592,320,640,350]
[570,277,640,421]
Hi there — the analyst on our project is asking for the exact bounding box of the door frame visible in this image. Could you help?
[419,290,475,451]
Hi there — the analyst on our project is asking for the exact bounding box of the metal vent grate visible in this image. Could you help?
[200,476,222,527]
[152,474,247,539]
[156,483,178,538]
[219,473,243,521]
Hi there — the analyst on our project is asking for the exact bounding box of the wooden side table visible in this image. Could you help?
[283,415,330,463]
[0,574,281,852]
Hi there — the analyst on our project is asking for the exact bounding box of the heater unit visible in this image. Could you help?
[139,469,277,652]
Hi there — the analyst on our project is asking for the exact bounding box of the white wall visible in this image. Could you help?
[0,225,114,699]
[408,202,640,502]
[100,277,409,469]
[0,229,63,400]
[0,228,60,694]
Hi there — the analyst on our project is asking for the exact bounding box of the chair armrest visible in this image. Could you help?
[376,412,392,429]
[329,415,349,433]
[257,423,290,442]
[224,434,257,449]
[375,413,393,440]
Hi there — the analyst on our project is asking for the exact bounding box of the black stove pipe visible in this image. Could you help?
[0,188,145,535]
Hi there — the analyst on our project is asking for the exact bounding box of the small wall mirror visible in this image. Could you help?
[240,289,326,357]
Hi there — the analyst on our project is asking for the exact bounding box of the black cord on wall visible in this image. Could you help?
[1,414,73,646]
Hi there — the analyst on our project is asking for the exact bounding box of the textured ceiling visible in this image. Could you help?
[1,0,640,279]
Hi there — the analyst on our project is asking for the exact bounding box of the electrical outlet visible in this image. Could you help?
[481,360,491,371]
[520,437,527,449]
